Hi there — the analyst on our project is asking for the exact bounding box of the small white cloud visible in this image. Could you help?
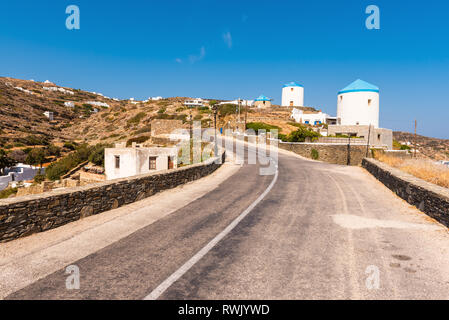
[189,46,206,64]
[223,31,232,49]
[175,58,183,64]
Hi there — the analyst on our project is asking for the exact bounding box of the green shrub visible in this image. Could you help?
[127,112,146,125]
[157,107,166,114]
[34,173,46,184]
[135,125,151,134]
[246,122,281,134]
[218,104,238,116]
[88,143,113,167]
[311,149,319,160]
[284,125,320,142]
[45,144,91,180]
[0,187,17,199]
[126,136,150,147]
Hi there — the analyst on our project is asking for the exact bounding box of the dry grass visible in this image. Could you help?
[375,154,449,188]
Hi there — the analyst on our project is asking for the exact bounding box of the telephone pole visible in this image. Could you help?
[414,120,417,158]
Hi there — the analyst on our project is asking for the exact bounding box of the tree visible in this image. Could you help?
[25,148,46,168]
[8,149,27,163]
[0,149,15,175]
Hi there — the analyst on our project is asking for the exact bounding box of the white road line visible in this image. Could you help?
[144,159,279,300]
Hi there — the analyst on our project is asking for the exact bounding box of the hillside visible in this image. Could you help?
[0,77,121,148]
[394,131,449,160]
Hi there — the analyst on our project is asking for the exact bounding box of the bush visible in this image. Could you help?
[63,141,77,150]
[311,149,319,160]
[285,126,320,142]
[218,104,238,116]
[157,107,166,114]
[88,143,113,167]
[246,122,281,134]
[126,136,150,147]
[45,144,91,180]
[0,187,17,199]
[135,125,151,134]
[34,173,46,184]
[127,112,146,125]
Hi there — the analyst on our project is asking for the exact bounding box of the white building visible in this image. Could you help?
[282,82,304,107]
[43,111,54,121]
[0,164,42,191]
[184,98,208,108]
[337,79,379,128]
[290,108,331,125]
[64,101,75,108]
[104,144,178,180]
[218,99,254,107]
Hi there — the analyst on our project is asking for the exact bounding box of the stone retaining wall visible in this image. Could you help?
[0,152,225,243]
[362,158,449,227]
[277,142,368,166]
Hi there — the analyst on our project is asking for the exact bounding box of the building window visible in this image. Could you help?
[290,101,293,106]
[149,156,157,170]
[291,88,294,92]
[368,99,372,106]
[339,96,343,102]
[377,134,381,140]
[115,156,120,169]
[168,156,174,169]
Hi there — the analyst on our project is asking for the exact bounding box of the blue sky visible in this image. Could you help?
[1,0,448,138]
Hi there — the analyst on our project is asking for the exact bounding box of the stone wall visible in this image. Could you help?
[362,158,449,227]
[277,141,368,166]
[150,119,186,136]
[0,151,225,243]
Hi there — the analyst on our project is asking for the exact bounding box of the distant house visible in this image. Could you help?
[104,144,178,180]
[0,164,42,191]
[218,99,254,107]
[184,98,208,108]
[254,95,272,108]
[64,101,75,108]
[43,111,54,121]
[290,108,333,125]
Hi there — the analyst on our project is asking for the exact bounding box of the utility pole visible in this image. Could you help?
[414,119,417,158]
[244,100,248,131]
[366,124,372,158]
[213,105,218,157]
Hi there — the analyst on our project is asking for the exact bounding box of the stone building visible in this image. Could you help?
[104,144,178,180]
[327,124,393,149]
[254,95,272,108]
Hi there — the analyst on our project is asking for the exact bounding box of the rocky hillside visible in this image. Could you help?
[0,77,121,147]
[394,131,449,160]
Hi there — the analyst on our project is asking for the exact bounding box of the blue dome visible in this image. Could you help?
[283,81,303,88]
[255,95,271,101]
[338,79,379,94]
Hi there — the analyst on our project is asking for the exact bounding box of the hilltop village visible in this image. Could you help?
[1,76,448,200]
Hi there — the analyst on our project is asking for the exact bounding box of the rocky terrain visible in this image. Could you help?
[394,131,449,160]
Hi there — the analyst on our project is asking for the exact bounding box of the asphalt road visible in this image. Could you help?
[5,142,449,299]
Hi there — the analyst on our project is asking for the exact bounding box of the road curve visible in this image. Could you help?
[4,142,449,299]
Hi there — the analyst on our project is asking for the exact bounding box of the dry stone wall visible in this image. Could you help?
[0,152,225,243]
[362,158,449,227]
